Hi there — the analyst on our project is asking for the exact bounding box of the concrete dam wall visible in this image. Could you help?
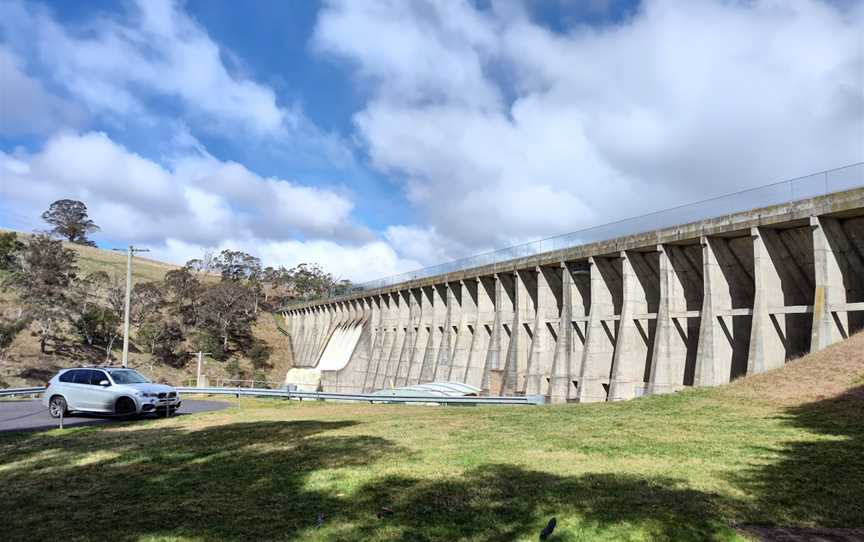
[279,188,864,402]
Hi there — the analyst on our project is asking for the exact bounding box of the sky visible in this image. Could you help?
[0,0,862,282]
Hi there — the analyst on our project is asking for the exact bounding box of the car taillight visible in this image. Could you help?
[45,381,51,388]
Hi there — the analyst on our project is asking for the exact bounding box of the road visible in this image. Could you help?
[0,399,231,433]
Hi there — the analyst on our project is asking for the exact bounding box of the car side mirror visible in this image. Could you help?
[99,380,110,387]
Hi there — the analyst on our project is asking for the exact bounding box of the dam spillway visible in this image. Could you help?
[279,172,864,402]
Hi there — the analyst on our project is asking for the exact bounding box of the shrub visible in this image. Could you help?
[190,331,227,361]
[75,307,120,348]
[247,340,272,370]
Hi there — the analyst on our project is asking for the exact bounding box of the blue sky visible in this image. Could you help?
[1,0,862,281]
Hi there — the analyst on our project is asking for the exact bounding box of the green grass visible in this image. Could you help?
[1,379,862,542]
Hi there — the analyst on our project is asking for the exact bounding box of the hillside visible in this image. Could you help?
[0,232,292,388]
[1,331,861,540]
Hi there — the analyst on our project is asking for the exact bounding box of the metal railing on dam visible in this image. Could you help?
[282,162,863,308]
[360,162,863,290]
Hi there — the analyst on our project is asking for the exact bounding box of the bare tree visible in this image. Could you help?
[199,281,256,349]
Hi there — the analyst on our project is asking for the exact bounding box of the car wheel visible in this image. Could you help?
[115,397,137,419]
[48,396,67,419]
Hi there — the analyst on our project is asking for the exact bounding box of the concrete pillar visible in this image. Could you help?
[694,236,755,386]
[419,285,445,382]
[435,283,458,381]
[650,245,684,395]
[526,266,555,396]
[479,276,498,392]
[408,288,432,384]
[497,273,518,395]
[448,281,471,382]
[649,245,700,394]
[547,264,571,403]
[389,291,411,388]
[811,216,851,350]
[396,289,419,386]
[747,226,815,373]
[372,294,395,390]
[748,226,782,374]
[512,269,537,394]
[609,250,658,401]
[464,278,488,389]
[363,297,385,392]
[350,299,375,392]
[576,256,620,402]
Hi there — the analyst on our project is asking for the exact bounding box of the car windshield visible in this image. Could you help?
[108,369,150,384]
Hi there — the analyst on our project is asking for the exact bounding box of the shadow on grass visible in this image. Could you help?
[0,387,862,541]
[731,385,864,529]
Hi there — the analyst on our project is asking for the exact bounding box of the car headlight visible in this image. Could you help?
[141,392,158,398]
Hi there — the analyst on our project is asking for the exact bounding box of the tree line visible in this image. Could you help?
[0,200,354,375]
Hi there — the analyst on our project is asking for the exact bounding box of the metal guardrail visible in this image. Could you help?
[176,386,545,405]
[0,387,46,397]
[0,385,545,405]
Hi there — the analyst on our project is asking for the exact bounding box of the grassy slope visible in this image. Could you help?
[0,232,289,388]
[1,333,862,542]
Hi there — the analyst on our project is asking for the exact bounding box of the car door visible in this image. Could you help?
[88,370,115,413]
[67,369,96,410]
[57,370,82,409]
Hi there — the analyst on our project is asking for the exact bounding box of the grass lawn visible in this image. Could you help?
[1,336,863,541]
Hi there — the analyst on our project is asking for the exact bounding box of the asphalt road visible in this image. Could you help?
[0,399,231,433]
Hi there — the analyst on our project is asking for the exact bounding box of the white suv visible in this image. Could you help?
[43,367,181,418]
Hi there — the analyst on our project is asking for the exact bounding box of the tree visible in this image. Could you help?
[246,339,272,370]
[0,232,24,271]
[41,199,100,245]
[130,282,164,327]
[212,249,265,316]
[282,263,345,301]
[331,278,357,297]
[72,271,110,314]
[0,317,29,362]
[164,267,201,324]
[1,234,77,353]
[185,250,216,276]
[189,330,226,361]
[213,249,261,282]
[74,306,120,360]
[198,280,256,349]
[138,318,185,367]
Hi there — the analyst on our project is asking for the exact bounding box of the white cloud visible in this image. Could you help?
[0,0,285,134]
[0,0,354,174]
[317,0,864,259]
[384,225,465,265]
[0,130,420,281]
[0,131,360,249]
[314,0,502,109]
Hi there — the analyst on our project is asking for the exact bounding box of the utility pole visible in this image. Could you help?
[113,245,149,368]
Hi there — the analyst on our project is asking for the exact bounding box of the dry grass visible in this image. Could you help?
[729,331,864,405]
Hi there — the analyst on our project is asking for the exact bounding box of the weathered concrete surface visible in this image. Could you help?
[281,188,864,399]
